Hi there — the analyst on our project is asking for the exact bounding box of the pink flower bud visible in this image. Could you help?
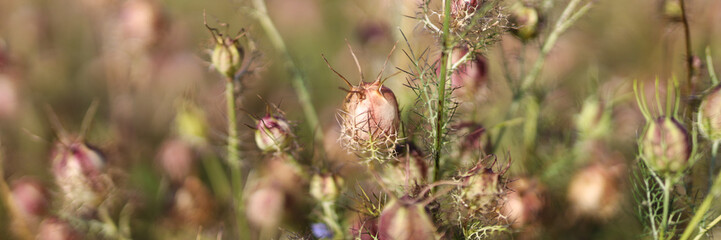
[641,117,690,173]
[51,141,112,214]
[0,75,19,119]
[157,139,194,182]
[255,115,293,152]
[11,178,49,226]
[698,86,721,141]
[378,197,437,240]
[567,163,624,219]
[246,185,286,229]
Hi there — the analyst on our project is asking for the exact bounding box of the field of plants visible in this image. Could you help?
[1,0,721,239]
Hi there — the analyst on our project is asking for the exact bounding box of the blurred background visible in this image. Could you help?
[1,0,721,239]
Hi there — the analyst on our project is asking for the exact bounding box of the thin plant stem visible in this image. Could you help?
[707,47,719,85]
[251,0,324,145]
[679,0,693,90]
[320,201,343,239]
[660,177,672,239]
[519,0,592,91]
[680,141,721,240]
[225,79,245,237]
[432,0,454,183]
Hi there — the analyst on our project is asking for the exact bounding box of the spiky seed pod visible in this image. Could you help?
[641,117,691,173]
[388,143,428,186]
[210,34,244,79]
[567,163,623,219]
[37,217,81,240]
[509,2,540,41]
[310,174,343,202]
[459,163,503,212]
[340,79,400,154]
[169,176,214,226]
[446,48,489,100]
[377,197,437,240]
[452,0,481,17]
[698,86,721,141]
[255,115,292,152]
[10,178,49,228]
[246,185,286,229]
[501,177,544,228]
[51,141,113,215]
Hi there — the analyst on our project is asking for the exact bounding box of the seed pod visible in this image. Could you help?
[378,197,436,240]
[11,178,50,228]
[662,0,683,22]
[509,2,540,41]
[641,117,690,173]
[310,173,343,202]
[567,163,623,219]
[386,143,428,186]
[452,0,481,17]
[210,35,244,79]
[340,79,400,152]
[501,177,544,228]
[459,162,504,212]
[255,115,292,152]
[51,141,112,215]
[443,48,489,100]
[246,185,286,229]
[698,86,721,141]
[37,217,81,240]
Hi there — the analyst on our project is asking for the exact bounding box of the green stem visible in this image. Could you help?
[660,177,672,239]
[321,201,343,239]
[707,47,719,85]
[251,0,324,144]
[225,80,245,237]
[681,141,721,240]
[693,214,721,240]
[431,0,453,183]
[520,0,592,91]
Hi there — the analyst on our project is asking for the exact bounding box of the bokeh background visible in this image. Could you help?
[1,0,721,239]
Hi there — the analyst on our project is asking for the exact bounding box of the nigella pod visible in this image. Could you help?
[501,177,544,228]
[698,86,721,141]
[309,173,343,202]
[567,162,624,219]
[377,196,437,240]
[509,2,540,41]
[255,115,293,152]
[458,158,507,212]
[51,141,113,215]
[325,46,401,155]
[641,117,691,173]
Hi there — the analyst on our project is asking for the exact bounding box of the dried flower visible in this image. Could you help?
[377,197,436,240]
[310,173,343,202]
[698,86,721,141]
[255,115,292,152]
[641,117,690,173]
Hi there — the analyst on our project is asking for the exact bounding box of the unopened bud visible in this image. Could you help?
[246,185,286,229]
[641,117,690,173]
[255,115,292,152]
[211,37,243,79]
[11,178,49,227]
[509,2,540,41]
[567,163,623,219]
[378,197,436,240]
[158,139,194,182]
[699,86,721,141]
[52,141,112,214]
[310,174,343,202]
[575,97,611,139]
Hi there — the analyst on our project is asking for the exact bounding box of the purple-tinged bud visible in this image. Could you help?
[641,117,690,173]
[567,163,624,219]
[310,174,343,202]
[340,80,400,152]
[246,185,286,229]
[11,178,49,227]
[698,86,721,141]
[51,141,112,214]
[509,2,540,41]
[378,197,436,240]
[255,115,292,152]
[210,36,243,79]
[158,139,194,182]
[447,48,489,100]
[37,217,81,240]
